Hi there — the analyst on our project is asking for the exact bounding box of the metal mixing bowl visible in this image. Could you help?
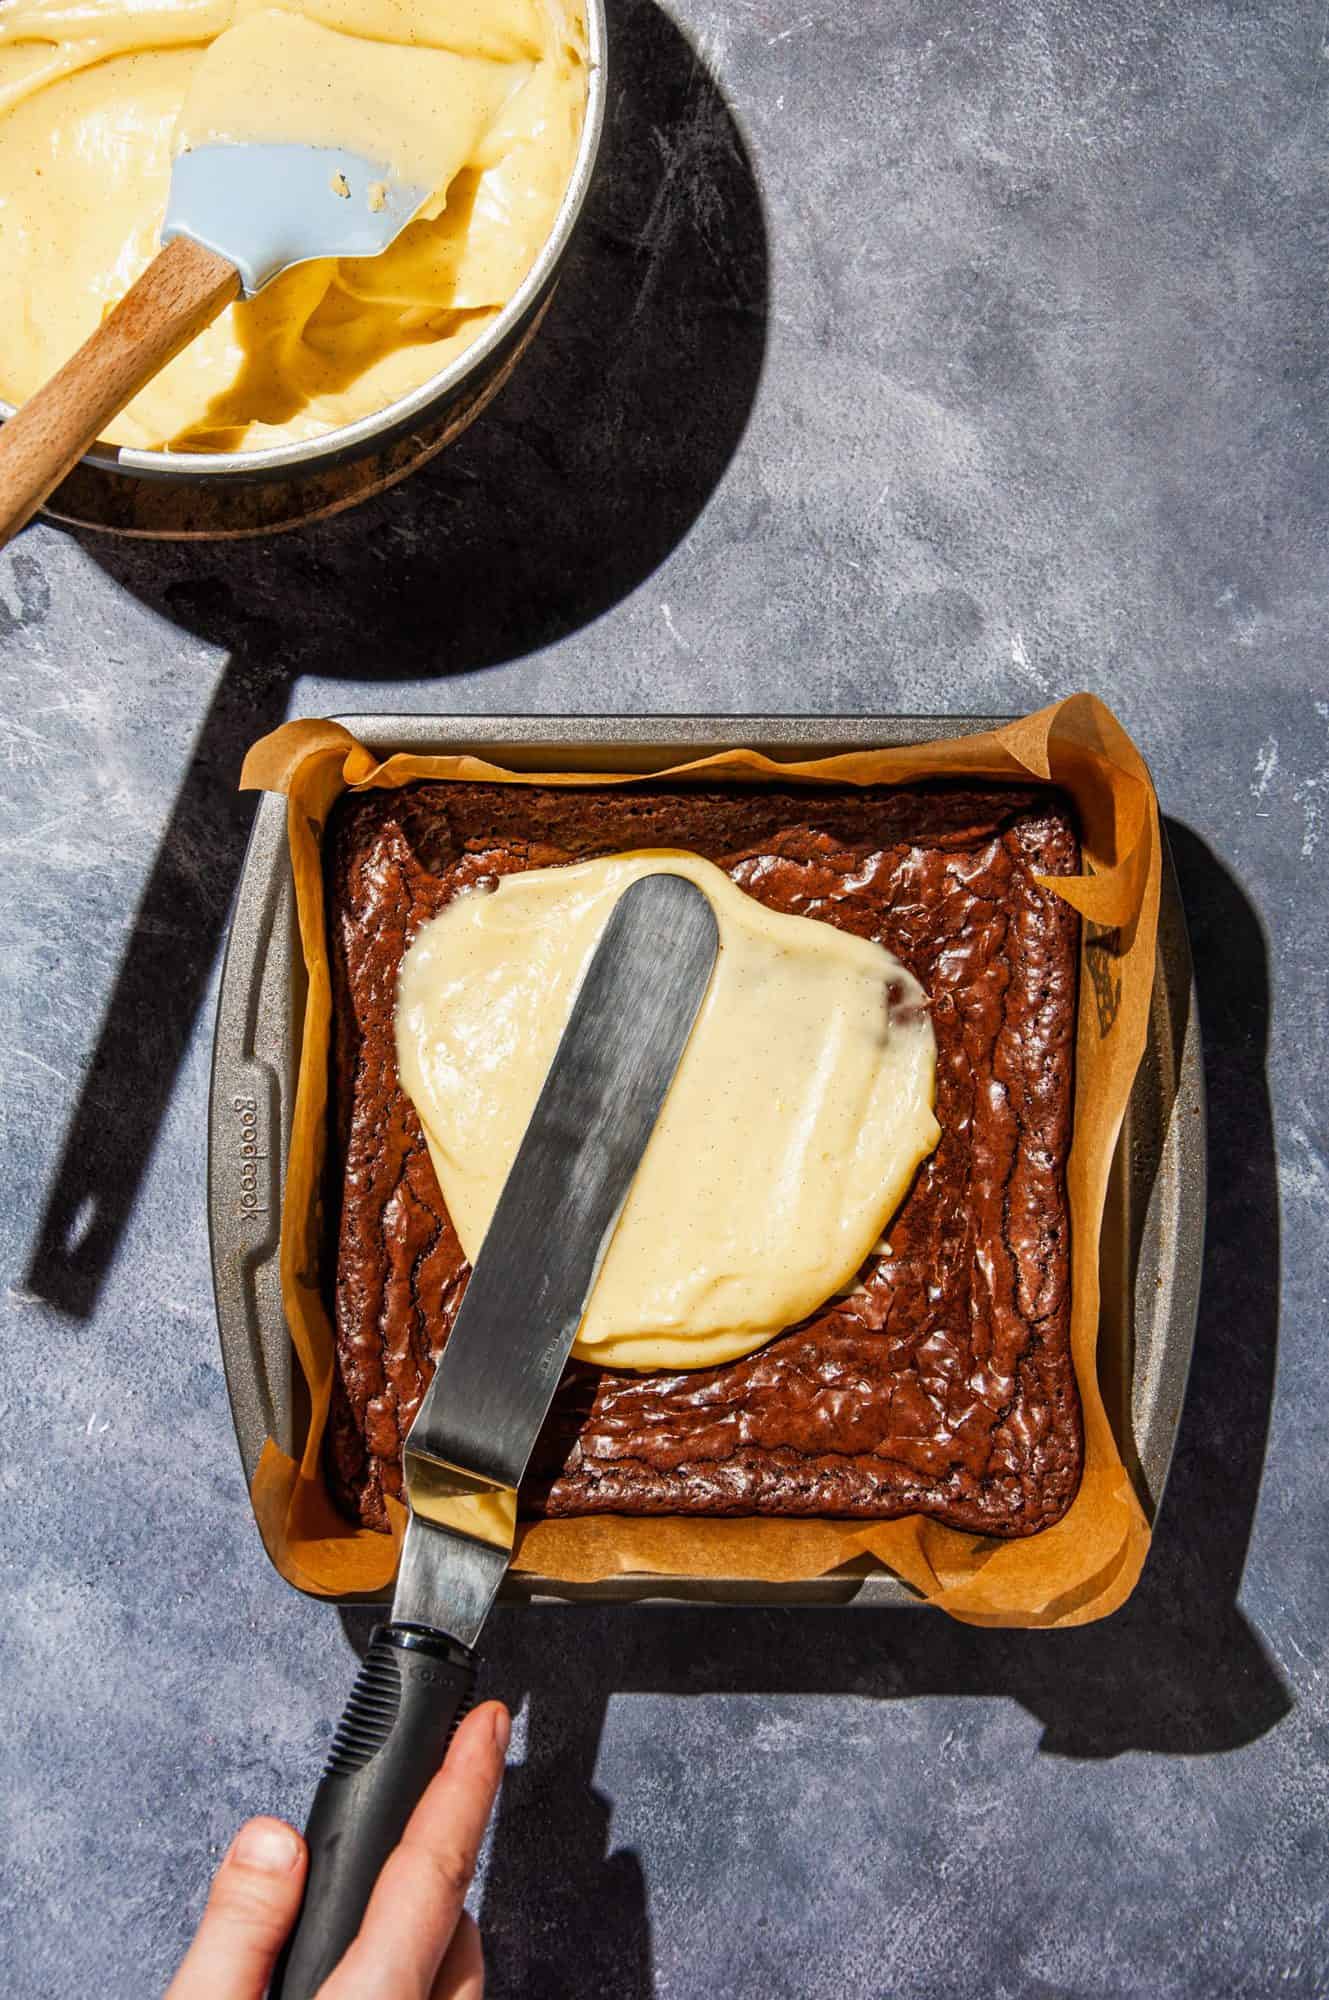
[6,0,606,538]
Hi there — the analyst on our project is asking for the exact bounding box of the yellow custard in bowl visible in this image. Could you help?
[0,0,587,452]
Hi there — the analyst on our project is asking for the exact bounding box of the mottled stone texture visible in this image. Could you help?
[0,0,1325,1993]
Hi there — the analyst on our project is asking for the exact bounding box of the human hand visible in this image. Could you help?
[166,1700,510,2000]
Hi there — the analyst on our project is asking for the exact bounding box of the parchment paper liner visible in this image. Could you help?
[240,694,1158,1628]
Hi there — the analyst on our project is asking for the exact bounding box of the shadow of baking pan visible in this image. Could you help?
[22,0,769,1319]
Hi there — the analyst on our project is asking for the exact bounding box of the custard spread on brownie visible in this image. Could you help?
[395,851,940,1371]
[326,781,1083,1539]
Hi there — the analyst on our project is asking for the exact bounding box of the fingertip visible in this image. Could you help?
[485,1699,512,1759]
[165,1816,306,1997]
[451,1700,510,1766]
[230,1816,306,1876]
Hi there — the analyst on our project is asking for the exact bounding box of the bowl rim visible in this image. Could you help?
[0,0,607,482]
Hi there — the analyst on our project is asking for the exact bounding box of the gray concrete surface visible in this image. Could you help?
[1,0,1326,1992]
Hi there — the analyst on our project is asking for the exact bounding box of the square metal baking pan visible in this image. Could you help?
[208,714,1206,1608]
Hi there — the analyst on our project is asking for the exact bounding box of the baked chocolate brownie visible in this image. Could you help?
[324,781,1082,1539]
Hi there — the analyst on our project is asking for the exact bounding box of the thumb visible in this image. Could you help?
[166,1817,308,2000]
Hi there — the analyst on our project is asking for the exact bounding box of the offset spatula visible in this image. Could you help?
[272,872,720,1999]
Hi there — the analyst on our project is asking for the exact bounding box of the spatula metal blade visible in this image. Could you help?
[391,870,720,1645]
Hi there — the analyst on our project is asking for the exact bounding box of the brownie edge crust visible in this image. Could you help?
[324,780,1084,1540]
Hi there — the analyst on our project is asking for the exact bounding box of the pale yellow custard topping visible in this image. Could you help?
[0,0,586,450]
[175,10,525,193]
[395,853,942,1373]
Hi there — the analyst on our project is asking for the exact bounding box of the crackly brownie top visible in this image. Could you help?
[324,779,1083,1539]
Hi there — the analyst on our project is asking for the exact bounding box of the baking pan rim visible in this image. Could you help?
[207,712,1206,1610]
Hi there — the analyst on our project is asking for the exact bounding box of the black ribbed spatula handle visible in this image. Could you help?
[271,1623,476,2000]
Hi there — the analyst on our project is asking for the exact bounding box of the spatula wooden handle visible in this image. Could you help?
[0,234,240,546]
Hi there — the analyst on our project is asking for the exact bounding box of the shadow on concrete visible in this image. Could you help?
[332,818,1285,1997]
[23,0,768,1318]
